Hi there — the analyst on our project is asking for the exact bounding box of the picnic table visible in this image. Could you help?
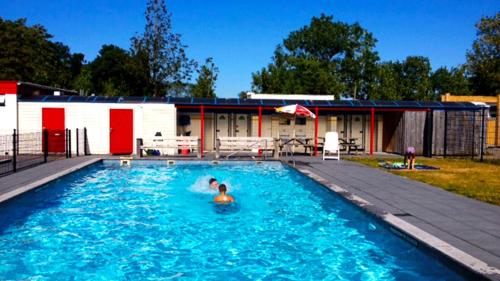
[278,137,323,156]
[339,138,360,154]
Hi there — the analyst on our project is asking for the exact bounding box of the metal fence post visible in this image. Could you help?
[76,128,79,157]
[65,129,69,158]
[443,110,448,157]
[84,127,88,155]
[12,129,17,173]
[424,110,433,157]
[43,129,49,163]
[68,129,72,158]
[471,111,476,160]
[480,108,485,162]
[136,138,143,158]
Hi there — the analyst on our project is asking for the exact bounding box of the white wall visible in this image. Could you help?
[0,94,18,135]
[17,102,176,155]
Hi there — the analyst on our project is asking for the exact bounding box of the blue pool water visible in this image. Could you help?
[0,161,465,280]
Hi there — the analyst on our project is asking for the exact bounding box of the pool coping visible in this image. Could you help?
[0,157,102,204]
[291,164,500,281]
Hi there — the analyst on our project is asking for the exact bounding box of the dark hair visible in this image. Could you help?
[209,178,217,184]
[218,184,227,193]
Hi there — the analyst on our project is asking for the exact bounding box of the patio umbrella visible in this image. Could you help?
[275,104,316,152]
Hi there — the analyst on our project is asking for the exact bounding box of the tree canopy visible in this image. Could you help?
[252,15,378,99]
[466,12,500,96]
[191,57,219,98]
[251,14,490,100]
[132,0,196,97]
[0,18,84,88]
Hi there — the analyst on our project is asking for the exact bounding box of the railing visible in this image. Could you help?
[138,136,201,158]
[0,128,89,177]
[215,137,277,159]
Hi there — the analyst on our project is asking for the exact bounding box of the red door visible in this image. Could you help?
[42,108,65,153]
[110,109,133,155]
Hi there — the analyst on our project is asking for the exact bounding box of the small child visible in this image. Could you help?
[405,146,416,170]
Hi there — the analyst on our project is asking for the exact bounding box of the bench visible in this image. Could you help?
[141,136,201,157]
[216,137,276,159]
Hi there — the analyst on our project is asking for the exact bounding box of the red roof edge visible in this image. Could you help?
[0,81,18,95]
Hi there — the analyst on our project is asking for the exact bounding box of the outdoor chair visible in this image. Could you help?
[323,132,340,161]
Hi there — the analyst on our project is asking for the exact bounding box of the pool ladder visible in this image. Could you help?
[282,141,295,166]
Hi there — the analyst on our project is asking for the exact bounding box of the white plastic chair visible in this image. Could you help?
[323,132,340,161]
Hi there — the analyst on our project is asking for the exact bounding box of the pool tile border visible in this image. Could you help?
[294,166,500,281]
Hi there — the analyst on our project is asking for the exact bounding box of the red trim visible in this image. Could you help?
[177,105,275,110]
[314,107,319,156]
[370,107,375,156]
[200,105,205,157]
[317,107,429,112]
[176,105,430,112]
[0,81,18,95]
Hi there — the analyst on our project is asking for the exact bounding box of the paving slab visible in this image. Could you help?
[292,156,500,280]
[0,156,101,203]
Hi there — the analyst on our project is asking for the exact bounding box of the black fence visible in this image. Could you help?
[0,128,89,177]
[429,109,486,160]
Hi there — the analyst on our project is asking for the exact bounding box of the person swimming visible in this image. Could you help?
[209,178,219,190]
[214,184,234,204]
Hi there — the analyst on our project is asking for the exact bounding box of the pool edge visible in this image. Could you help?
[0,158,103,204]
[292,164,500,281]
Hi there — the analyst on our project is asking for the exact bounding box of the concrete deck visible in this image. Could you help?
[293,156,500,280]
[0,156,101,203]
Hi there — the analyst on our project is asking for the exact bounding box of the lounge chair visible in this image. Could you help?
[323,132,340,160]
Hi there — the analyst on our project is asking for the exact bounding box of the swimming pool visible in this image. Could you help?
[0,160,466,280]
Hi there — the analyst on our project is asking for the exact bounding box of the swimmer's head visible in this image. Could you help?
[218,184,227,193]
[209,178,218,189]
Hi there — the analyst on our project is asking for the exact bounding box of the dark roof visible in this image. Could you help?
[18,95,487,110]
[18,81,79,95]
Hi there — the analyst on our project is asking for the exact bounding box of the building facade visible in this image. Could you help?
[0,81,488,157]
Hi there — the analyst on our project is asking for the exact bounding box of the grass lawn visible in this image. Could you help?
[346,157,500,206]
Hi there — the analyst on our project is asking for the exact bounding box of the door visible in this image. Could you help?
[337,114,346,138]
[235,114,248,137]
[350,115,365,149]
[42,108,65,153]
[110,109,133,155]
[216,114,229,138]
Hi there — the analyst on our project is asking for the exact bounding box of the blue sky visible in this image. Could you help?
[1,0,498,97]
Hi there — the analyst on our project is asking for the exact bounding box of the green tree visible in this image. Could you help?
[89,45,137,96]
[191,57,219,98]
[71,65,93,94]
[400,56,433,100]
[132,0,196,97]
[0,18,79,88]
[431,66,471,96]
[339,23,379,99]
[370,62,403,100]
[466,12,500,95]
[251,14,378,98]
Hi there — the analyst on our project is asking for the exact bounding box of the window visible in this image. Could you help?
[0,95,5,106]
[178,115,191,126]
[295,117,306,125]
[279,117,291,125]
